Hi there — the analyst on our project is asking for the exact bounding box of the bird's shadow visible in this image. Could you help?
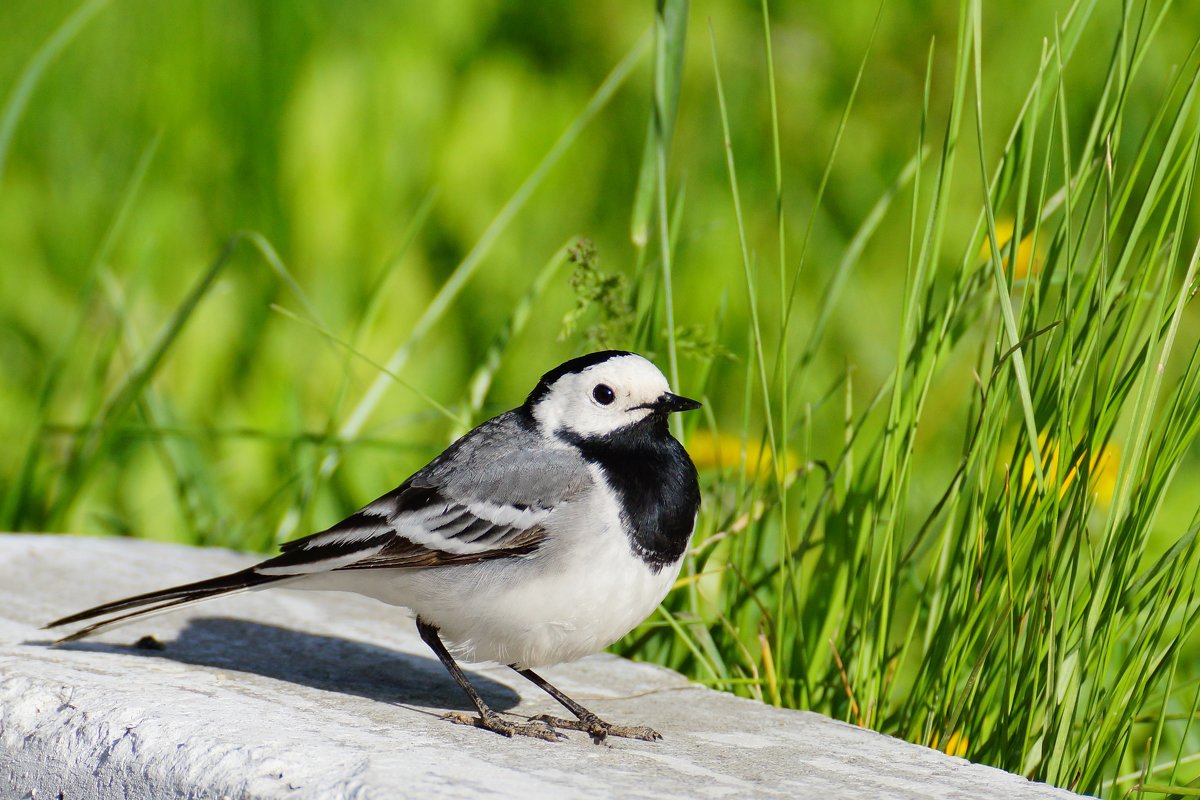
[32,617,521,713]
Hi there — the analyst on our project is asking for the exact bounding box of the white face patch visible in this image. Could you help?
[531,354,673,438]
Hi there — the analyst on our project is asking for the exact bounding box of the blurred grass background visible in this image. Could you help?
[0,0,1155,544]
[6,0,1200,795]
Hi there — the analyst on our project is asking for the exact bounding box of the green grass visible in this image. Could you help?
[4,0,1200,796]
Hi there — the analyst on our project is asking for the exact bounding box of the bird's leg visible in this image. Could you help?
[415,620,563,741]
[514,667,662,743]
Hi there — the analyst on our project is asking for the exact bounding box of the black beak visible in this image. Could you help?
[641,392,702,414]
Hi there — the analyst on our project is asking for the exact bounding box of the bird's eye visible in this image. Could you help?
[592,384,615,405]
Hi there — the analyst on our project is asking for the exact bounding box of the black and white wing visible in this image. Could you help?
[45,411,591,642]
[257,417,592,575]
[258,483,553,574]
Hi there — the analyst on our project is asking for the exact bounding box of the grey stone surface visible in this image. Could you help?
[0,533,1087,799]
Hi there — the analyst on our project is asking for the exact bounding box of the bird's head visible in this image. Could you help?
[525,351,701,440]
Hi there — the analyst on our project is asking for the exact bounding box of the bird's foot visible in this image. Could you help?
[531,712,662,744]
[442,710,565,742]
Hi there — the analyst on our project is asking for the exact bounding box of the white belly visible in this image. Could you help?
[295,483,688,669]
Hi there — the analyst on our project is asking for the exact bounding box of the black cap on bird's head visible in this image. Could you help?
[525,350,635,406]
[525,351,701,438]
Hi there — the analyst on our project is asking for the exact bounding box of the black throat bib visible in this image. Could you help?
[560,414,700,571]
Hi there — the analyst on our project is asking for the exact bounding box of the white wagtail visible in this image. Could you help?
[46,350,702,742]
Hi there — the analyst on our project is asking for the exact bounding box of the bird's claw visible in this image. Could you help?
[531,713,662,743]
[442,711,566,742]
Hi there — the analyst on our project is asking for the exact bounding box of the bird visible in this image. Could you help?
[45,350,702,743]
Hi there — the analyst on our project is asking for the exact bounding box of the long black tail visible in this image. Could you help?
[43,568,284,643]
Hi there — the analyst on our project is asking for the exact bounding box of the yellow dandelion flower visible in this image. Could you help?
[930,731,970,758]
[1020,435,1121,506]
[1088,444,1120,506]
[979,218,1045,280]
[687,430,797,482]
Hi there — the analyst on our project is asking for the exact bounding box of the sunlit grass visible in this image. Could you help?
[632,1,1200,797]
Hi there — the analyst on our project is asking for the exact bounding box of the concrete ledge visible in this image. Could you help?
[0,534,1086,798]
